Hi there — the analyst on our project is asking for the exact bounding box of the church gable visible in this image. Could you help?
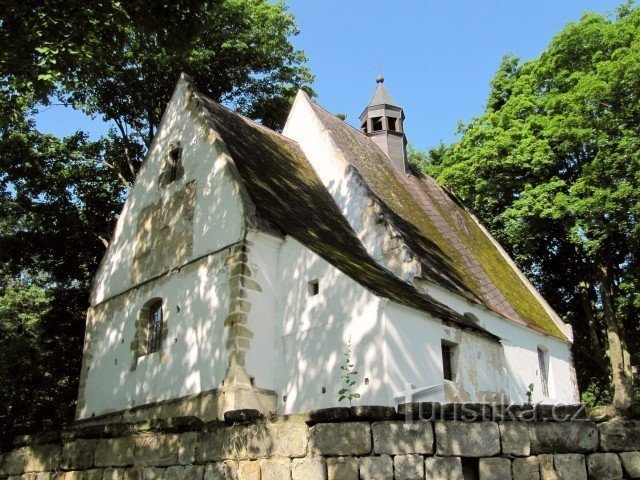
[90,77,249,304]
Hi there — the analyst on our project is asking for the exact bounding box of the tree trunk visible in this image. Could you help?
[596,263,633,411]
[578,279,609,374]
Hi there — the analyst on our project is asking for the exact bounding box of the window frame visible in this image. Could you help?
[146,300,164,355]
[537,346,549,397]
[441,340,457,382]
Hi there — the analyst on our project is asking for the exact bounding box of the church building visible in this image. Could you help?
[75,74,578,422]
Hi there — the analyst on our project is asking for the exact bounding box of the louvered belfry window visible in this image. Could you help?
[147,301,163,354]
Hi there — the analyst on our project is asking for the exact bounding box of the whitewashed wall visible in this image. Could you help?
[421,281,578,403]
[79,253,231,418]
[90,80,245,305]
[283,90,578,405]
[79,79,248,419]
[271,236,388,413]
[256,233,513,414]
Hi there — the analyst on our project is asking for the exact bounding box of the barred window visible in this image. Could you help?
[147,300,163,354]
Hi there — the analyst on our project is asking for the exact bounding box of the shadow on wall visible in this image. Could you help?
[80,85,245,419]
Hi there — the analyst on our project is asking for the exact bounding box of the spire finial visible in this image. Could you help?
[376,74,384,84]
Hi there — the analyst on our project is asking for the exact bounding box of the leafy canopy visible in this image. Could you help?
[0,0,313,445]
[426,3,640,405]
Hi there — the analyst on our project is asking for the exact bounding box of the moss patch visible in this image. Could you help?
[311,102,563,339]
[190,89,487,336]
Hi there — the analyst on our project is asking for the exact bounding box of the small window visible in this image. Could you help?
[441,341,457,381]
[147,300,163,354]
[361,121,368,134]
[538,346,549,397]
[372,116,383,132]
[308,279,319,296]
[168,146,182,183]
[388,117,397,131]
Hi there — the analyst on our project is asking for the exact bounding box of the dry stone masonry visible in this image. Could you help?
[2,404,639,480]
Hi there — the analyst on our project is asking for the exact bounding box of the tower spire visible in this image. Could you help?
[359,76,408,173]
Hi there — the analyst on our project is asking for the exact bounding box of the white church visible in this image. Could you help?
[75,74,579,422]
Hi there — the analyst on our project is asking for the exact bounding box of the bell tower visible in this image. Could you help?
[359,75,408,173]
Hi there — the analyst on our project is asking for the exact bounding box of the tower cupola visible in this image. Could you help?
[359,76,408,173]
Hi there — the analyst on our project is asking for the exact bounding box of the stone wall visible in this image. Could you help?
[1,405,639,480]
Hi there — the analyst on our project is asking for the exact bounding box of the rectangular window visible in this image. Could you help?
[372,116,383,132]
[441,341,456,381]
[308,279,319,296]
[147,301,163,354]
[538,347,549,397]
[168,146,181,183]
[361,121,368,134]
[388,117,397,131]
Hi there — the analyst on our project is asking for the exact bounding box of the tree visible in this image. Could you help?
[0,0,313,442]
[427,4,640,412]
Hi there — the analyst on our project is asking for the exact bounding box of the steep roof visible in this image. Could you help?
[181,77,491,337]
[307,100,566,339]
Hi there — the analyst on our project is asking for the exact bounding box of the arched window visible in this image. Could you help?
[147,300,163,354]
[136,298,164,357]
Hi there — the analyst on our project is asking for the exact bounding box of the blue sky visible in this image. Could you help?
[35,0,622,151]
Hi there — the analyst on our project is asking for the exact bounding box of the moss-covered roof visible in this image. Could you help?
[183,81,492,337]
[309,101,565,339]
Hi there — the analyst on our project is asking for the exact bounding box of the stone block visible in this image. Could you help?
[309,422,371,456]
[124,468,142,480]
[494,404,536,422]
[178,433,198,466]
[204,462,237,480]
[238,460,260,480]
[182,466,203,480]
[36,472,52,480]
[1,445,61,474]
[435,421,500,457]
[304,408,350,425]
[539,454,556,480]
[535,404,587,421]
[358,455,392,480]
[478,457,511,480]
[61,440,96,470]
[198,422,308,462]
[554,454,587,480]
[441,403,492,421]
[620,452,640,479]
[512,456,540,480]
[141,468,164,480]
[95,438,135,468]
[397,402,441,421]
[133,434,180,467]
[84,470,104,480]
[394,454,424,480]
[20,473,38,480]
[163,466,184,480]
[327,457,357,480]
[586,453,622,479]
[103,468,125,480]
[223,410,262,424]
[291,458,326,480]
[348,406,396,422]
[0,449,27,475]
[424,457,463,480]
[371,421,433,455]
[499,422,530,457]
[529,422,598,454]
[260,458,291,480]
[599,423,640,452]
